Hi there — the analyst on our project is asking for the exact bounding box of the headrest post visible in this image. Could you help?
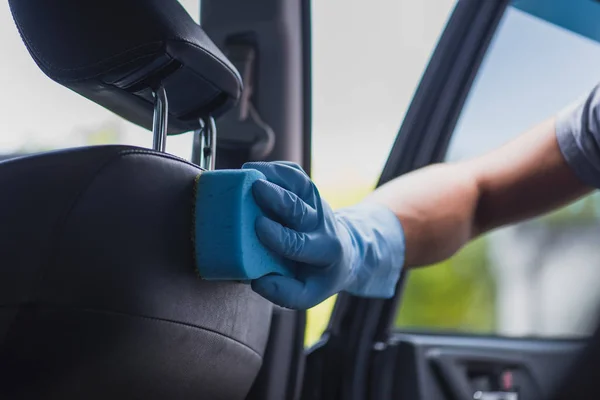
[192,117,217,170]
[152,87,169,152]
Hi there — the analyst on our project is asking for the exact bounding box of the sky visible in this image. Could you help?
[1,1,600,192]
[448,6,600,161]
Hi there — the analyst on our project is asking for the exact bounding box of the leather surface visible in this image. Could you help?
[8,0,242,134]
[0,146,272,399]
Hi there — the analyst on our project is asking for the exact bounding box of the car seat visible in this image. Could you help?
[0,0,273,399]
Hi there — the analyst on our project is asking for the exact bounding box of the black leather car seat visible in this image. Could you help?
[0,1,273,399]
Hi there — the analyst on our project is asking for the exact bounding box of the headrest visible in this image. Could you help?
[9,0,243,135]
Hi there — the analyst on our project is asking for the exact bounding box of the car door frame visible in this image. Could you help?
[200,1,312,399]
[301,1,511,399]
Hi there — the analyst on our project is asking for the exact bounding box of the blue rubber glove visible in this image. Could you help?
[242,161,406,310]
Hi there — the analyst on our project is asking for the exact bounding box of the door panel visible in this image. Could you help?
[390,334,582,400]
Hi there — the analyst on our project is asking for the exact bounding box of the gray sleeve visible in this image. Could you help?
[556,83,600,188]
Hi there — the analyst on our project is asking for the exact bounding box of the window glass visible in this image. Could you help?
[0,1,200,160]
[181,0,200,23]
[307,0,457,347]
[395,5,600,338]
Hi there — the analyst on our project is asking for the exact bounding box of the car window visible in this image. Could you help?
[306,0,457,347]
[395,4,600,338]
[0,0,200,160]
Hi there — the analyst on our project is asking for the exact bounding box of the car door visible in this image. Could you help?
[302,0,600,399]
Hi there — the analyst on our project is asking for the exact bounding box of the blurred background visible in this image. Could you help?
[309,0,600,346]
[2,0,600,348]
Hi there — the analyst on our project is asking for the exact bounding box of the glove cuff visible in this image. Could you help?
[336,202,405,299]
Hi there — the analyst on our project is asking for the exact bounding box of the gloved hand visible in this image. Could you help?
[242,161,406,310]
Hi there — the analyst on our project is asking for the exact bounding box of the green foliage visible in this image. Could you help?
[395,237,496,333]
[543,192,600,227]
[82,124,121,146]
[305,296,336,347]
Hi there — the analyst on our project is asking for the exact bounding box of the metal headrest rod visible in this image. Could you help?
[152,87,169,152]
[153,86,216,171]
[192,117,217,171]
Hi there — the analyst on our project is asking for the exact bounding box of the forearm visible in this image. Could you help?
[366,118,592,268]
[367,162,480,267]
[469,118,591,234]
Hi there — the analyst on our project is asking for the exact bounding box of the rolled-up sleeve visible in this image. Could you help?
[556,84,600,188]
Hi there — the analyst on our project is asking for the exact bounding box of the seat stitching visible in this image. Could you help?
[0,303,263,358]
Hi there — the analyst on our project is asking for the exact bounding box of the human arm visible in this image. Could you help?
[246,84,600,309]
[369,117,592,268]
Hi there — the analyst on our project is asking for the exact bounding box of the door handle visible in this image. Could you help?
[427,348,534,400]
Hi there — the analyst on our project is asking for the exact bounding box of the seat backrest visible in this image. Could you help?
[8,0,242,134]
[0,2,273,399]
[0,146,272,400]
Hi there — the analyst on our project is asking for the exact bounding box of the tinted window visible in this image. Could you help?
[395,5,600,338]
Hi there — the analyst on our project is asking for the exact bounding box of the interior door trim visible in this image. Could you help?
[200,1,310,399]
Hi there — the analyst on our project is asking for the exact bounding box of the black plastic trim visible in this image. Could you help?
[391,333,583,400]
[302,0,313,175]
[201,1,309,399]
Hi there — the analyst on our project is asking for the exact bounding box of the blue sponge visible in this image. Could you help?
[194,169,293,281]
